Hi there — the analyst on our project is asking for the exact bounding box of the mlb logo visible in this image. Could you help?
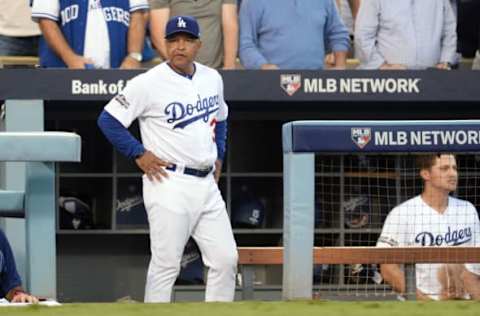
[351,128,371,149]
[280,74,302,96]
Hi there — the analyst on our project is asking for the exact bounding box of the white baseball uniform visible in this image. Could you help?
[104,61,238,302]
[377,195,480,300]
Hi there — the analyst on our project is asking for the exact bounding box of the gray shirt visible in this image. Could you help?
[354,0,457,69]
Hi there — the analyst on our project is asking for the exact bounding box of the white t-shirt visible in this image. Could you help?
[84,0,110,68]
[0,1,40,37]
[377,195,480,300]
[104,62,228,168]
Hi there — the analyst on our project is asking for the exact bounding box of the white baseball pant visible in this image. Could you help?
[143,171,238,302]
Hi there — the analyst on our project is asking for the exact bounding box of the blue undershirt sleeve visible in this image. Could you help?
[215,120,227,161]
[97,110,145,160]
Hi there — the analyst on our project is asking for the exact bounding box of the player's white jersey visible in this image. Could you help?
[377,195,480,300]
[105,62,228,168]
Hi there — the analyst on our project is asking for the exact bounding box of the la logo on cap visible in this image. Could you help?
[177,17,187,28]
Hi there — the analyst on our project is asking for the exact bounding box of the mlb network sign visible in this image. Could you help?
[351,127,480,149]
[280,74,421,96]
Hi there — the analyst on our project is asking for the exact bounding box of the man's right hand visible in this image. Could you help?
[65,54,94,69]
[135,150,172,182]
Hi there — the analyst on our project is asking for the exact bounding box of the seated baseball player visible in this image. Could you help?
[377,154,480,300]
[0,228,38,303]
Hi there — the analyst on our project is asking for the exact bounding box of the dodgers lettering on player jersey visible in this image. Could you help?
[165,94,220,129]
[31,0,150,68]
[415,226,472,246]
[104,62,228,168]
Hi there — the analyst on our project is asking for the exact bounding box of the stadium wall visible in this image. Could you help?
[1,70,480,302]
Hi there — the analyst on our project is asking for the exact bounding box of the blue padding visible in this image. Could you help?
[283,120,480,153]
[0,191,25,218]
[0,132,81,161]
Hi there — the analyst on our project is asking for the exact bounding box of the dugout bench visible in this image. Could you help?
[0,132,81,299]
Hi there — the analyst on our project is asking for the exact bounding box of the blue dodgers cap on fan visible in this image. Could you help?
[165,16,200,39]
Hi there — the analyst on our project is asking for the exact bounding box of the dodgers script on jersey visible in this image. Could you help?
[377,195,480,300]
[105,62,227,168]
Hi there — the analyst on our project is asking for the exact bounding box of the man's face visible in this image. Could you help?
[422,154,458,193]
[166,33,201,72]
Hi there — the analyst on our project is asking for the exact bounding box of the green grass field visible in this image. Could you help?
[3,301,480,316]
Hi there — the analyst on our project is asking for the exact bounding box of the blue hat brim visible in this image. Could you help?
[165,30,200,39]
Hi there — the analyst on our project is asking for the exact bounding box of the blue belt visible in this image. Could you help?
[166,164,213,178]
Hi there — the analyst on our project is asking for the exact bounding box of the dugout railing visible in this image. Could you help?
[238,246,480,300]
[0,132,81,298]
[280,120,480,301]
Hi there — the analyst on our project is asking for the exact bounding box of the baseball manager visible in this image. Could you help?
[98,15,238,302]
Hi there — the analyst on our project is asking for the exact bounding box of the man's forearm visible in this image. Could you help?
[127,11,146,56]
[381,264,406,294]
[150,8,170,60]
[463,268,480,299]
[333,51,347,68]
[38,19,77,65]
[222,4,239,69]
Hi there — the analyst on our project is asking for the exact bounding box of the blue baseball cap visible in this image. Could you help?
[165,15,200,39]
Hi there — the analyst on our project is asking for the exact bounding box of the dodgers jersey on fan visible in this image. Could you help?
[105,62,228,168]
[377,195,480,299]
[31,0,149,68]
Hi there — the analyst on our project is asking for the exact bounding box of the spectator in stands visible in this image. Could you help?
[355,0,457,70]
[0,229,38,303]
[148,0,238,69]
[0,1,40,56]
[377,154,480,300]
[457,0,480,70]
[239,0,350,70]
[31,0,150,69]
